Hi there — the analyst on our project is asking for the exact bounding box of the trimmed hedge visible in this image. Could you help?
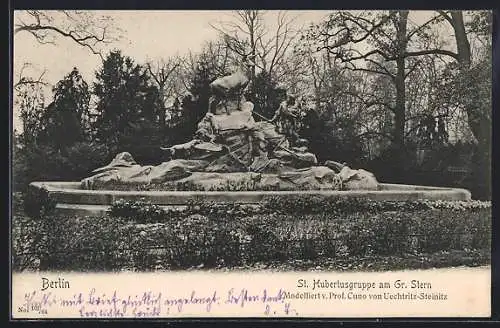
[108,197,490,223]
[12,197,491,272]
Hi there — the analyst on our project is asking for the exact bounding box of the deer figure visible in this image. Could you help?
[209,54,256,114]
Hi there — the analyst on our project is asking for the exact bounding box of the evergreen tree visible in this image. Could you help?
[92,50,163,162]
[38,67,90,150]
[246,71,286,120]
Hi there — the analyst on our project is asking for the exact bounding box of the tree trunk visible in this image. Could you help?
[250,36,256,84]
[393,10,409,150]
[158,86,166,126]
[451,11,472,66]
[248,11,257,96]
[450,11,489,148]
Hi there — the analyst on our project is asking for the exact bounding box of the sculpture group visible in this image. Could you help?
[81,55,378,191]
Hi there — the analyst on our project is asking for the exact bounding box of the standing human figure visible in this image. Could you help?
[271,94,300,145]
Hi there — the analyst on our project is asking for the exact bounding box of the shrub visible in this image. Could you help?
[108,197,491,223]
[13,141,111,193]
[12,199,491,272]
[242,215,290,263]
[13,144,69,192]
[12,213,48,271]
[23,185,57,219]
[262,196,490,215]
[108,199,171,223]
[64,141,110,178]
[108,198,267,222]
[166,214,243,269]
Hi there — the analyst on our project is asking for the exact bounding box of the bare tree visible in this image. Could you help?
[14,10,122,61]
[310,10,473,149]
[14,68,47,145]
[312,10,491,150]
[146,57,182,125]
[210,10,299,81]
[14,62,48,91]
[179,39,233,91]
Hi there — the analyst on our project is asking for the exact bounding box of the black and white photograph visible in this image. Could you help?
[10,9,493,318]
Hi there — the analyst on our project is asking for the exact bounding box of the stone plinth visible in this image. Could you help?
[29,181,472,216]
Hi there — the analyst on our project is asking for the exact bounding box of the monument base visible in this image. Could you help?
[29,181,472,216]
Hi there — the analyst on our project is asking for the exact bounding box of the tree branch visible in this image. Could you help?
[14,10,119,61]
[14,64,48,91]
[407,13,443,40]
[344,65,394,78]
[437,10,454,25]
[356,130,394,141]
[404,60,421,78]
[402,49,459,60]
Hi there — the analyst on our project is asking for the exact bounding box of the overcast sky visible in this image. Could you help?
[13,11,331,86]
